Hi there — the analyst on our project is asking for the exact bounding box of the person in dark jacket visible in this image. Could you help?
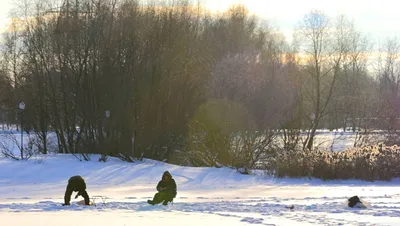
[63,175,90,206]
[147,171,177,206]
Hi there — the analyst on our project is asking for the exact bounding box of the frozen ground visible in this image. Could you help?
[1,154,400,226]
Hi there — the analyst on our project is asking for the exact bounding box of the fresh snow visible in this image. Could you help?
[1,154,400,226]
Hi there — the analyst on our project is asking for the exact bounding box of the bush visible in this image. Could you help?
[185,100,255,167]
[268,144,400,181]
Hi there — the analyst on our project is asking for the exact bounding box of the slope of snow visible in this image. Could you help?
[1,154,400,226]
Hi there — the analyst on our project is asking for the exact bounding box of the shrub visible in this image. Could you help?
[268,144,400,181]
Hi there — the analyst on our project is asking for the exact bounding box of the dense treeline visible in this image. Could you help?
[0,0,399,179]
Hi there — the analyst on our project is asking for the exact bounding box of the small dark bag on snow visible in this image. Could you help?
[348,196,361,208]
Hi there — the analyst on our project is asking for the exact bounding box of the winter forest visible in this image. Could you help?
[0,0,400,181]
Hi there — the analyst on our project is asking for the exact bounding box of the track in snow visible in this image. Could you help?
[2,195,400,225]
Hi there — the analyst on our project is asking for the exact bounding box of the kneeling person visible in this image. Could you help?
[148,171,177,206]
[63,175,90,206]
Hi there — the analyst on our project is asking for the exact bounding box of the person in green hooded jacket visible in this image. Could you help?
[147,171,177,206]
[62,175,90,206]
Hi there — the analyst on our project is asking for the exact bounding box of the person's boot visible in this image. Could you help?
[147,200,154,205]
[162,200,168,206]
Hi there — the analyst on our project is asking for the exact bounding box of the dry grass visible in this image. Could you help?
[269,144,400,181]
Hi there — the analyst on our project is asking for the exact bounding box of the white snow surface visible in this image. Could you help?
[1,154,400,226]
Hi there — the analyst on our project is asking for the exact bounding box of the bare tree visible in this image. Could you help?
[376,37,400,143]
[296,11,347,150]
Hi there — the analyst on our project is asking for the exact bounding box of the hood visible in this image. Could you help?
[162,171,172,179]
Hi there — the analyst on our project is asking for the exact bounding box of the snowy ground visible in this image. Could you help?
[1,154,400,226]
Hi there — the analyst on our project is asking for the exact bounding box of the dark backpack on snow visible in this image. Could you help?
[348,196,361,208]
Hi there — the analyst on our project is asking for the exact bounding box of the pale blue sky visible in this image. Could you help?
[1,0,399,43]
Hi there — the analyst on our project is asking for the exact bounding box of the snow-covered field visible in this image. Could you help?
[1,154,400,226]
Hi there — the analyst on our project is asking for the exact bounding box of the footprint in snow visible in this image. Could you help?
[137,204,172,212]
[241,217,264,224]
[125,197,137,199]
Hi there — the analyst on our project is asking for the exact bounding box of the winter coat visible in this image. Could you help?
[156,171,177,197]
[64,175,90,205]
[67,176,87,191]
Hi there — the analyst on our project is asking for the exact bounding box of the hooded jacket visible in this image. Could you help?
[156,171,177,197]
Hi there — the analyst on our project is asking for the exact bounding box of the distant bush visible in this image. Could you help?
[268,144,400,181]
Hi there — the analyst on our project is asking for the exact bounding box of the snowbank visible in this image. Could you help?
[1,154,400,225]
